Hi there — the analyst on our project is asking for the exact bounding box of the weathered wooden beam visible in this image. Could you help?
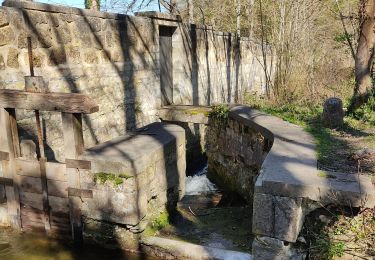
[0,151,9,161]
[68,188,93,199]
[0,89,99,114]
[62,112,84,244]
[0,108,22,229]
[65,159,91,170]
[0,177,13,186]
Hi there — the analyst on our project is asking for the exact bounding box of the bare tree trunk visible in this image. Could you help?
[259,0,271,98]
[188,0,194,23]
[170,0,177,14]
[248,0,255,39]
[335,0,356,60]
[236,0,241,37]
[349,0,375,112]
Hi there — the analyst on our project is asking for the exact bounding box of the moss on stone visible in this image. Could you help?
[93,172,133,185]
[317,171,337,179]
[144,211,170,237]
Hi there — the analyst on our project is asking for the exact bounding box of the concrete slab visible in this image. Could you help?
[82,122,185,174]
[142,236,252,260]
[230,106,375,208]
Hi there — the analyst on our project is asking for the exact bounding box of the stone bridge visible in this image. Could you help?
[157,104,375,259]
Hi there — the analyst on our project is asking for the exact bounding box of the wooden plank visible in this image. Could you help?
[21,206,44,223]
[62,112,84,243]
[7,109,20,158]
[68,188,93,199]
[0,177,13,186]
[15,160,68,198]
[0,151,9,161]
[0,89,99,114]
[47,180,68,198]
[20,194,70,213]
[49,196,69,213]
[19,176,42,194]
[15,159,40,177]
[18,177,68,198]
[39,157,51,231]
[20,191,43,211]
[65,159,91,170]
[0,108,21,228]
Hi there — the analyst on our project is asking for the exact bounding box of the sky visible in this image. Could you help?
[1,0,162,14]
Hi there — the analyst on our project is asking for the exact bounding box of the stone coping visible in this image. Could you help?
[230,105,375,208]
[135,11,181,22]
[3,0,129,20]
[81,122,185,174]
[2,0,266,46]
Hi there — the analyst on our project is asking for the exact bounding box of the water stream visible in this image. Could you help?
[0,165,220,259]
[185,164,217,195]
[0,228,152,260]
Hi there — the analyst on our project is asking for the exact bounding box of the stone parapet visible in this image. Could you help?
[225,106,375,259]
[78,122,186,248]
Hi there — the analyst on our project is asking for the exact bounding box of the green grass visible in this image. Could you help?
[144,211,170,236]
[249,103,339,165]
[209,104,229,120]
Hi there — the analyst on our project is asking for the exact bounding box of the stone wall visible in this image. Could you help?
[0,122,185,249]
[0,0,268,162]
[206,114,272,203]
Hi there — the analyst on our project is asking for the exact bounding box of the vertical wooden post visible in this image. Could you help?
[0,108,21,228]
[62,112,84,243]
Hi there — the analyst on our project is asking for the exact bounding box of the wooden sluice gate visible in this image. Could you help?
[0,37,99,243]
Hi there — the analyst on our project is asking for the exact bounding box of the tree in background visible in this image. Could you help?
[349,0,375,113]
[178,0,361,106]
[85,0,100,10]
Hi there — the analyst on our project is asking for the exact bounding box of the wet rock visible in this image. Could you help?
[322,97,344,128]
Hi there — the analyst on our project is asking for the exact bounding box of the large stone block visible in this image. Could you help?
[0,54,5,70]
[37,25,54,48]
[253,193,274,235]
[48,47,67,65]
[56,24,72,44]
[253,193,304,243]
[0,26,14,46]
[87,17,102,32]
[17,32,37,49]
[84,50,98,64]
[23,50,44,67]
[0,9,9,27]
[25,10,48,24]
[252,236,305,260]
[7,48,19,68]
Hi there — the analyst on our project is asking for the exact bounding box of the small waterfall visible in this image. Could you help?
[185,164,217,195]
